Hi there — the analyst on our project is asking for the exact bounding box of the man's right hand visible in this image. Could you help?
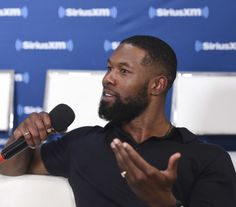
[0,112,51,176]
[13,112,52,149]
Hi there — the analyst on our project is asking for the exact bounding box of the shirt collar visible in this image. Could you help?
[104,122,198,144]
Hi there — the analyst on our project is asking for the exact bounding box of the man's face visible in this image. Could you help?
[98,43,151,123]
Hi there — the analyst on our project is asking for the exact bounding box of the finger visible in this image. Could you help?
[164,153,181,181]
[33,117,49,142]
[13,113,50,148]
[39,112,52,134]
[23,128,37,148]
[27,112,52,144]
[111,139,143,179]
[111,139,134,171]
[13,122,26,140]
[122,142,166,184]
[13,123,36,148]
[123,142,156,175]
[25,113,44,146]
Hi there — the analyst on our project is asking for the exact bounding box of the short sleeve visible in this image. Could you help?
[41,135,70,178]
[189,151,236,207]
[40,126,98,178]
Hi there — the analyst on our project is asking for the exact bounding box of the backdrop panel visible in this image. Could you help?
[44,70,106,131]
[0,0,235,149]
[0,70,14,132]
[171,72,236,135]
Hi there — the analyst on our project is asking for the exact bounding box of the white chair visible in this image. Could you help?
[44,70,107,131]
[0,157,234,207]
[0,70,14,133]
[171,72,236,135]
[0,174,75,207]
[229,152,236,170]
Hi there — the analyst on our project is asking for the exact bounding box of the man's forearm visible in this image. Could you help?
[0,136,34,176]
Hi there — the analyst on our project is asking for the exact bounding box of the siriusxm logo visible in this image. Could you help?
[15,39,73,51]
[149,6,209,18]
[0,6,28,18]
[0,138,7,146]
[17,105,43,116]
[58,6,117,18]
[195,40,236,52]
[104,40,120,52]
[15,72,30,84]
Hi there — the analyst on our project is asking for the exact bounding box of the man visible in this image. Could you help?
[0,35,236,207]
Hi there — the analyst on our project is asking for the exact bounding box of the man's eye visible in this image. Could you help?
[120,68,129,74]
[106,66,112,71]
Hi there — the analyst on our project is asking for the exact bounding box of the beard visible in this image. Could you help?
[98,82,149,124]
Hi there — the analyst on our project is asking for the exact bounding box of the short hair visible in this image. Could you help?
[121,35,177,90]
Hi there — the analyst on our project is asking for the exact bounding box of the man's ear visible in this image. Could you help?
[150,76,168,95]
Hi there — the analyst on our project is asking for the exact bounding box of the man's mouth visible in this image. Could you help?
[103,92,113,97]
[102,90,117,103]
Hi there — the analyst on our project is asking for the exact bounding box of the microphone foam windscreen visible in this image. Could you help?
[49,104,75,132]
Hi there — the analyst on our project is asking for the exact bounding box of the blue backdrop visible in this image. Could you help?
[0,0,236,149]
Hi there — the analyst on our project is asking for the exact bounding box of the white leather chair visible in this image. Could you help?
[0,152,234,207]
[229,151,236,170]
[0,175,75,207]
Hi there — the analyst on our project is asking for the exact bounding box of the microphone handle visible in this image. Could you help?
[1,137,28,160]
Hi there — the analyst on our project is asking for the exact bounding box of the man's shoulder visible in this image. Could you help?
[69,125,104,135]
[63,125,107,141]
[175,127,229,158]
[175,127,198,143]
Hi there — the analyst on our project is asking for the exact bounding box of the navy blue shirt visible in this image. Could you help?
[41,123,236,207]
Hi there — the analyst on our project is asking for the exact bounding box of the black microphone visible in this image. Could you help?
[0,104,75,162]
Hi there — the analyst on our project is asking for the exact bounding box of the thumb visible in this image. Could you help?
[166,152,181,181]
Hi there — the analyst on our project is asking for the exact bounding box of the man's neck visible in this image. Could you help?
[121,111,171,144]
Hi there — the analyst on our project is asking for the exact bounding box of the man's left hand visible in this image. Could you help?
[111,138,181,207]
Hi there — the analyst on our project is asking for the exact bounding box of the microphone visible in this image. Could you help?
[0,104,75,162]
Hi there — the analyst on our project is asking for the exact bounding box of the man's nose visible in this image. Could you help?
[103,70,117,86]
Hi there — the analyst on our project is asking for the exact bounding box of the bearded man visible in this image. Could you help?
[1,35,235,207]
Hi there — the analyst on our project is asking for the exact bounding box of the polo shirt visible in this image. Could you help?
[41,123,236,207]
